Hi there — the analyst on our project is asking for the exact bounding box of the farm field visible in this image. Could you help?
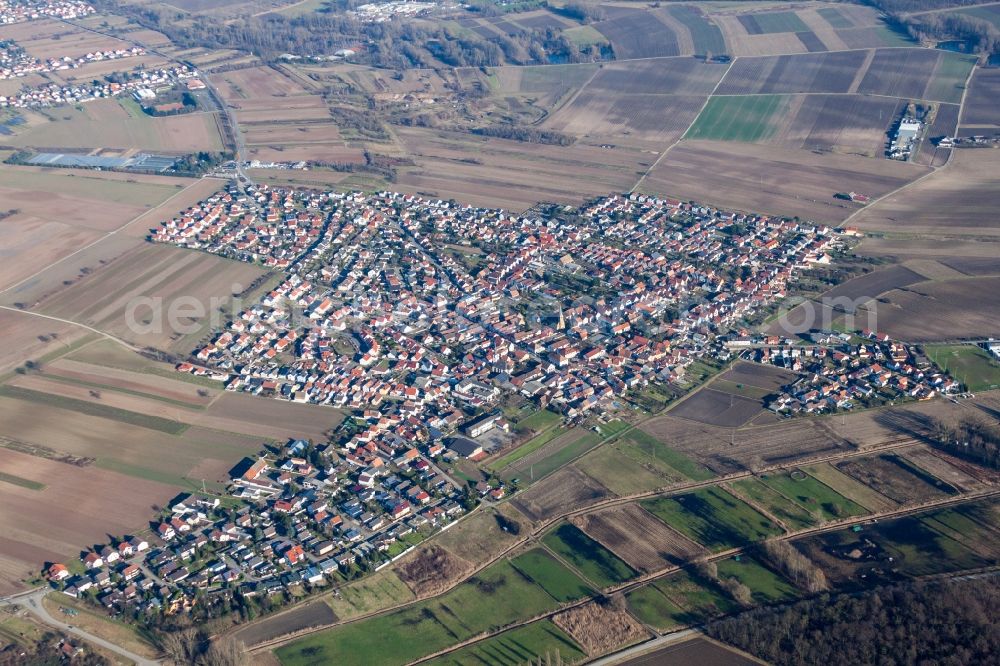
[641,487,783,551]
[393,127,649,212]
[274,559,562,666]
[926,344,1000,392]
[641,140,929,225]
[757,470,868,522]
[8,100,224,153]
[509,548,594,602]
[422,619,586,666]
[729,477,822,530]
[511,466,611,522]
[715,555,800,604]
[0,447,178,595]
[650,570,739,624]
[500,429,601,483]
[0,308,85,375]
[417,504,526,569]
[617,429,715,482]
[573,443,675,495]
[593,9,682,59]
[856,49,974,104]
[668,387,765,427]
[960,67,1000,127]
[34,243,267,353]
[802,462,898,513]
[835,454,956,505]
[322,568,413,622]
[716,50,870,95]
[230,600,337,648]
[686,95,788,142]
[541,523,637,588]
[718,362,798,392]
[572,503,707,571]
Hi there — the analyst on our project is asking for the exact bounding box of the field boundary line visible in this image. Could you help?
[631,57,736,192]
[0,178,212,299]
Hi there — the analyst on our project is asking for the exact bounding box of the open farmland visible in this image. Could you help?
[0,447,178,595]
[757,470,868,522]
[857,49,973,104]
[422,620,586,666]
[574,443,678,494]
[668,387,765,427]
[730,477,821,530]
[719,362,798,391]
[852,145,1000,240]
[648,570,738,624]
[856,277,1000,341]
[961,67,1000,128]
[738,11,809,35]
[509,548,594,602]
[0,310,84,375]
[686,95,788,142]
[8,100,224,153]
[641,140,930,225]
[541,523,637,588]
[511,465,612,522]
[835,454,956,505]
[593,9,681,59]
[572,504,707,571]
[640,413,849,475]
[716,555,799,604]
[641,487,782,551]
[275,559,562,666]
[666,5,727,56]
[716,50,870,95]
[34,243,267,353]
[393,127,649,212]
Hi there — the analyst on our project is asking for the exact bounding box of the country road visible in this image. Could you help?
[0,588,161,665]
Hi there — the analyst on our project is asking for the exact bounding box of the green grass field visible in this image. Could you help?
[505,431,602,482]
[574,445,671,495]
[278,560,559,666]
[542,524,637,588]
[802,463,897,512]
[625,585,685,631]
[925,52,976,104]
[514,408,563,434]
[641,487,783,551]
[758,471,869,522]
[750,11,809,33]
[509,548,595,602]
[325,569,414,621]
[715,556,799,604]
[730,478,819,530]
[490,427,565,471]
[652,571,739,624]
[0,471,44,490]
[623,429,715,481]
[686,95,788,142]
[817,7,853,29]
[564,25,608,47]
[926,344,1000,391]
[422,619,586,666]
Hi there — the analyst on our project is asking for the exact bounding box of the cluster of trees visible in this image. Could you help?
[94,0,606,69]
[863,0,1000,56]
[157,630,246,666]
[0,633,109,665]
[553,1,607,23]
[697,561,754,607]
[172,151,233,175]
[471,125,575,145]
[930,416,1000,469]
[759,540,829,593]
[707,577,1000,666]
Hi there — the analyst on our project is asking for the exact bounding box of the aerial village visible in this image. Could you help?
[44,186,961,617]
[0,0,93,24]
[0,41,145,80]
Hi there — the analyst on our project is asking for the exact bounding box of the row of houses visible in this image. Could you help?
[0,43,145,80]
[0,63,199,109]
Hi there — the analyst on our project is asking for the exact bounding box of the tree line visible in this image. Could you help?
[706,576,1000,666]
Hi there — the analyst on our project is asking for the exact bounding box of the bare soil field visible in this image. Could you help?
[640,415,849,475]
[669,388,763,427]
[856,237,1000,263]
[512,466,613,522]
[836,453,954,504]
[203,392,343,442]
[554,601,648,656]
[588,58,729,96]
[243,123,343,145]
[716,50,870,95]
[0,447,177,593]
[901,446,987,493]
[594,10,681,59]
[850,150,1000,239]
[232,601,337,648]
[35,243,266,353]
[857,277,1000,341]
[0,309,84,375]
[394,127,649,212]
[855,48,944,100]
[714,15,813,56]
[247,144,366,164]
[718,361,799,392]
[820,264,926,302]
[767,93,902,157]
[572,504,706,571]
[396,544,474,596]
[0,19,126,58]
[960,67,1000,128]
[546,92,706,151]
[641,140,929,225]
